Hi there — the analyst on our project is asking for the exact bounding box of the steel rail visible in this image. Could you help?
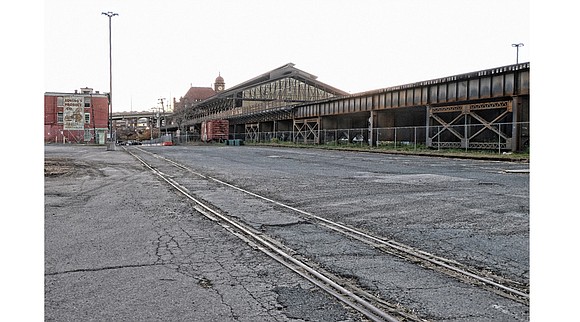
[134,147,529,302]
[126,147,402,322]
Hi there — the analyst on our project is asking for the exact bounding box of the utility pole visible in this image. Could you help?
[102,11,118,148]
[511,43,524,64]
[151,107,162,141]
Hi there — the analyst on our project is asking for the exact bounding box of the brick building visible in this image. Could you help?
[44,87,109,144]
[167,74,225,133]
[172,73,225,112]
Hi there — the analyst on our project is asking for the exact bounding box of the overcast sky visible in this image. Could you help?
[44,0,530,113]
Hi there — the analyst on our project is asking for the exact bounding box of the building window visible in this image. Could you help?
[57,97,64,107]
[85,113,90,124]
[84,97,91,108]
[84,129,91,142]
[57,112,63,123]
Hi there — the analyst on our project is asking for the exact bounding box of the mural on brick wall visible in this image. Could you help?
[63,96,84,130]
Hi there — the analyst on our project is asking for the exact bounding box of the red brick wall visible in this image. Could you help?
[44,93,110,143]
[93,96,109,129]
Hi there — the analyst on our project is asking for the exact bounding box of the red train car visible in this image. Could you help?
[201,119,229,142]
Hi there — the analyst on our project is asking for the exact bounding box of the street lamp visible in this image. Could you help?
[102,11,118,146]
[511,43,524,64]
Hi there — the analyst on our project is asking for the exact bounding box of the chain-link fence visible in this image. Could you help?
[44,128,108,145]
[233,122,529,152]
[166,122,529,152]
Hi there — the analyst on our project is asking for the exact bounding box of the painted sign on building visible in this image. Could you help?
[63,96,84,130]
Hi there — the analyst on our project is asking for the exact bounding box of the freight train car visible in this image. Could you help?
[201,119,229,142]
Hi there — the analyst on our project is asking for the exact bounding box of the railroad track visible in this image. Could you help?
[125,146,529,320]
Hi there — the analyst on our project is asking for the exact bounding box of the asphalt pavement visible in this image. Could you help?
[44,145,365,321]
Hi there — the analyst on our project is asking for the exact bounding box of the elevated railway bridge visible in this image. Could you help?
[128,62,530,151]
[111,110,171,142]
[111,111,160,125]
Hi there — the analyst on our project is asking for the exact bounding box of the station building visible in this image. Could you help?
[106,62,529,151]
[169,74,227,131]
[44,87,109,144]
[167,64,348,139]
[173,74,225,112]
[165,62,529,151]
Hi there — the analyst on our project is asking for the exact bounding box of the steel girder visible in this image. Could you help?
[245,123,260,142]
[242,77,335,102]
[293,118,320,144]
[426,101,513,150]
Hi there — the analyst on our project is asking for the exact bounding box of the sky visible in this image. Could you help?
[44,0,531,113]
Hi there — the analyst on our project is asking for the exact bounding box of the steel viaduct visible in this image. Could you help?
[113,62,529,151]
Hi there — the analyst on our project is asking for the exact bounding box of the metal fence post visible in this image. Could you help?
[437,126,440,151]
[347,129,350,144]
[414,127,417,150]
[464,115,468,152]
[498,123,501,154]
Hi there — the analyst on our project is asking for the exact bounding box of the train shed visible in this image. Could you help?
[167,62,529,151]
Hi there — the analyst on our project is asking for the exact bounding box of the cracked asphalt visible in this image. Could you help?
[44,143,531,321]
[150,145,530,286]
[44,145,365,321]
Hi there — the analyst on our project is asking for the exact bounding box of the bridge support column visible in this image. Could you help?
[511,96,521,152]
[425,105,432,147]
[368,110,377,146]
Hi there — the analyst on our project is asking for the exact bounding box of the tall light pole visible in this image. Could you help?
[102,11,118,145]
[511,43,524,64]
[158,98,167,135]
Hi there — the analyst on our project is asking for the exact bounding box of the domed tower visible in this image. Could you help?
[214,73,225,92]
